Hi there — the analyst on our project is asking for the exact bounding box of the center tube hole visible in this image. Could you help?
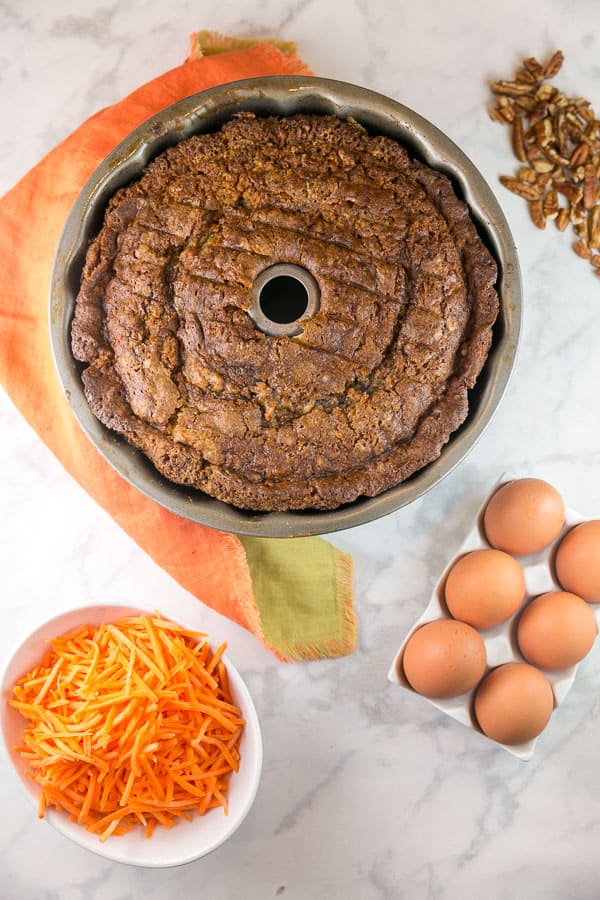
[258,275,310,325]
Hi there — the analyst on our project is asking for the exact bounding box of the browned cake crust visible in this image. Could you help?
[71,113,499,511]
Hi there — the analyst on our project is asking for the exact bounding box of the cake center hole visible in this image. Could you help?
[258,275,309,324]
[249,263,320,337]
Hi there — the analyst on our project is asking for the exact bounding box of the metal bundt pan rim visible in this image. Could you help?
[50,75,522,538]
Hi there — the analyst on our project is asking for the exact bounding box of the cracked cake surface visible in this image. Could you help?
[71,113,499,511]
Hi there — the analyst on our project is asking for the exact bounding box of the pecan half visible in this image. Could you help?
[570,143,590,166]
[556,208,570,231]
[573,238,591,259]
[542,50,564,79]
[583,165,598,209]
[589,206,600,249]
[515,66,539,85]
[523,57,544,79]
[533,118,553,146]
[543,189,559,219]
[491,80,536,96]
[554,181,583,203]
[512,117,527,162]
[499,176,542,200]
[530,199,546,229]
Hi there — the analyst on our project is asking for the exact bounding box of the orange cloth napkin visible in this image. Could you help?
[0,41,356,662]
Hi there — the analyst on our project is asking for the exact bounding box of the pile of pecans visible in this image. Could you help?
[489,50,600,276]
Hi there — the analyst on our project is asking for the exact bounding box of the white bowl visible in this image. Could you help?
[0,605,262,867]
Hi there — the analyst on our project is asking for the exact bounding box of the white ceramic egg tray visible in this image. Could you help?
[388,475,600,760]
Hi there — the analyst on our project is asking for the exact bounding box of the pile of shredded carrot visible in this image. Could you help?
[10,614,244,841]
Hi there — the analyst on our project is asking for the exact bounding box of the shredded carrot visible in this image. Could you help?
[10,613,244,841]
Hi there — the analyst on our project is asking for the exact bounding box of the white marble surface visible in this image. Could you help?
[2,0,600,897]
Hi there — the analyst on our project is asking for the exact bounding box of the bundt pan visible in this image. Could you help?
[50,76,522,538]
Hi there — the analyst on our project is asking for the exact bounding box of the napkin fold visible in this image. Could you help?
[0,38,356,662]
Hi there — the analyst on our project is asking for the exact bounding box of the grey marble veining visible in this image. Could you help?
[2,0,600,897]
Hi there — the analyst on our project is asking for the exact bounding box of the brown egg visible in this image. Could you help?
[474,663,554,745]
[445,548,526,629]
[402,619,486,699]
[517,590,597,670]
[483,478,565,555]
[556,520,600,602]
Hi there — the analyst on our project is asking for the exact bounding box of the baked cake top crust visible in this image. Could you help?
[71,113,499,511]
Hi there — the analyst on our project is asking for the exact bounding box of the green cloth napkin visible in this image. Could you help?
[242,538,355,660]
